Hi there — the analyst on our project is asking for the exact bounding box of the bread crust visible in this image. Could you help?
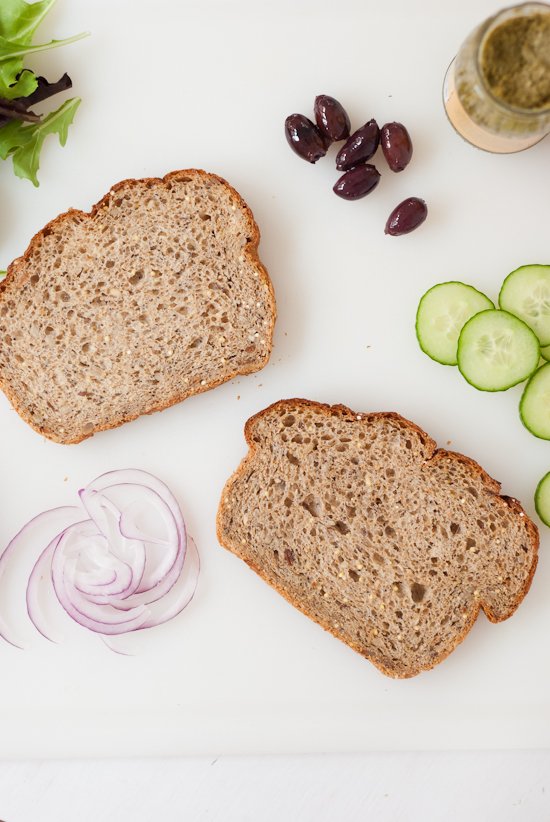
[0,169,277,444]
[217,398,539,678]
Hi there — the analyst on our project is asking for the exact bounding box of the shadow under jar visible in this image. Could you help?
[443,2,550,153]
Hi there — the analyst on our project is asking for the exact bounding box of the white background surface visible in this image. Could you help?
[0,752,549,822]
[1,0,550,765]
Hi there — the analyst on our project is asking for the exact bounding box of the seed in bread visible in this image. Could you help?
[217,399,539,678]
[0,169,276,444]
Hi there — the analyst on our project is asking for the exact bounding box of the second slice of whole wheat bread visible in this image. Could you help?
[217,399,539,678]
[0,169,276,443]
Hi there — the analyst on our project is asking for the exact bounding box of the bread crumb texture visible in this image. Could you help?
[0,170,276,443]
[217,399,539,678]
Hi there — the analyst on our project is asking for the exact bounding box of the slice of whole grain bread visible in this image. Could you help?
[217,399,539,678]
[0,169,276,443]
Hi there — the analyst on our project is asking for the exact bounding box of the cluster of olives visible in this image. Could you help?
[284,95,427,236]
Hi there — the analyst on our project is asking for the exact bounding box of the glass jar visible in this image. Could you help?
[443,2,550,153]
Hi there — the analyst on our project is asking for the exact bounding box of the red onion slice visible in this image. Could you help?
[74,568,121,595]
[78,483,185,607]
[98,538,200,655]
[140,537,199,628]
[79,480,184,595]
[88,483,182,590]
[77,490,146,596]
[50,523,149,633]
[26,537,63,643]
[0,471,199,650]
[100,635,135,656]
[0,506,82,648]
[84,470,186,542]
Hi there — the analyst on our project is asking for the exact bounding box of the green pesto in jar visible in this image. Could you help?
[451,4,550,143]
[481,12,550,110]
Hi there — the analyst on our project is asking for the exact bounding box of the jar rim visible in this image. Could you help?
[475,1,550,118]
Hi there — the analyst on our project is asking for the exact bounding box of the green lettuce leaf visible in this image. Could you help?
[0,96,80,184]
[23,72,72,106]
[0,2,86,182]
[2,67,37,99]
[0,117,29,158]
[0,2,87,99]
[0,72,73,128]
[0,270,6,280]
[0,0,56,98]
[0,31,87,93]
[0,0,56,41]
[0,31,88,64]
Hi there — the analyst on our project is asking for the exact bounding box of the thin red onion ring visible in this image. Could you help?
[78,483,186,609]
[99,537,200,656]
[27,535,65,643]
[0,471,199,650]
[0,506,82,648]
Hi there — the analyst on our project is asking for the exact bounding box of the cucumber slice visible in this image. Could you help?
[499,264,550,345]
[416,282,494,365]
[457,309,539,391]
[535,472,550,526]
[541,344,550,361]
[520,362,550,439]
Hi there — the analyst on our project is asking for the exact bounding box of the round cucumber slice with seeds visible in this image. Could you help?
[499,264,550,346]
[541,344,550,361]
[457,309,539,391]
[520,362,550,439]
[416,281,494,365]
[535,472,550,526]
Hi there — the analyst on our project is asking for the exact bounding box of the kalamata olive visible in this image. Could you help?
[333,164,381,200]
[285,113,327,163]
[335,119,380,171]
[385,197,427,235]
[314,95,351,143]
[380,122,413,172]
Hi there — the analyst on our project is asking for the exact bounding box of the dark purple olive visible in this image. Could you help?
[380,122,413,172]
[333,164,381,200]
[314,95,351,143]
[385,197,427,235]
[335,119,380,171]
[285,113,327,163]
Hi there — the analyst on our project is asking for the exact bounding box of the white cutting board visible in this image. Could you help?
[1,0,549,758]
